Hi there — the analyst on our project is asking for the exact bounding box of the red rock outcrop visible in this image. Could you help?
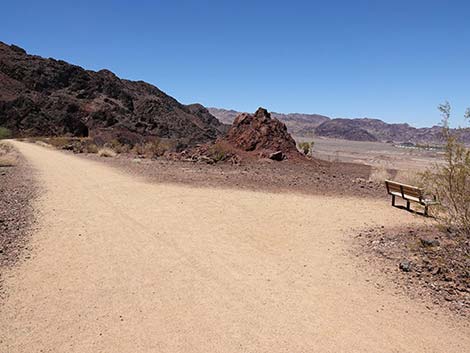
[224,108,303,160]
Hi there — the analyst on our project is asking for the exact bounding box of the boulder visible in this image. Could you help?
[224,107,303,160]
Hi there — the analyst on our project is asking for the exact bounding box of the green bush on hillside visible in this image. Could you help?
[0,127,12,139]
[298,141,314,155]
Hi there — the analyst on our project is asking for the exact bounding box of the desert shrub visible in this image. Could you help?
[369,168,389,183]
[105,139,130,154]
[0,142,13,154]
[85,143,99,154]
[43,137,71,149]
[97,147,117,157]
[298,141,314,155]
[422,102,470,235]
[0,127,12,139]
[0,155,17,167]
[131,139,174,158]
[0,142,17,166]
[209,144,229,162]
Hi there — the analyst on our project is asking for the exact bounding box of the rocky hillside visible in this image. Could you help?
[210,107,470,144]
[315,118,443,143]
[0,42,226,146]
[314,119,378,142]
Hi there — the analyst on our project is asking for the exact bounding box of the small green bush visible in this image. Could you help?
[0,127,12,140]
[298,141,314,155]
[422,102,470,235]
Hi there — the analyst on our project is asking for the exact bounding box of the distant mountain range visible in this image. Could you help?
[209,108,470,145]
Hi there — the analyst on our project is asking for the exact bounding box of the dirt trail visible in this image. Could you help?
[1,141,469,353]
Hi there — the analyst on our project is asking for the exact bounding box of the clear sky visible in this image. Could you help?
[1,0,469,127]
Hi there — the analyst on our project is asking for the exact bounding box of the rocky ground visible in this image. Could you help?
[0,142,37,299]
[353,224,470,317]
[81,151,384,198]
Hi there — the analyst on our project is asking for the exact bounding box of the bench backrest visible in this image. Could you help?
[385,180,422,199]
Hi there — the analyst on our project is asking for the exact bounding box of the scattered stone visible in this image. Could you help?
[420,238,440,247]
[355,224,469,317]
[399,260,412,272]
[269,151,285,161]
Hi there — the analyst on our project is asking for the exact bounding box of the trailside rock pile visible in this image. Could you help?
[224,108,303,161]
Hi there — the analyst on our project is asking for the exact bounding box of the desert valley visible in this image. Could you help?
[0,35,469,353]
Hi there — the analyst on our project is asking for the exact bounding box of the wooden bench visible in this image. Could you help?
[385,180,438,216]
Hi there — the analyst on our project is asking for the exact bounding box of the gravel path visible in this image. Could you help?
[1,141,469,352]
[0,142,37,297]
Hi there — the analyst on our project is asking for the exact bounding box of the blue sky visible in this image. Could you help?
[2,0,469,127]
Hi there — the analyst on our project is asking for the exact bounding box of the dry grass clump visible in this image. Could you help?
[97,147,117,158]
[0,142,17,166]
[394,169,421,186]
[85,143,99,154]
[368,163,420,186]
[131,139,175,158]
[0,155,17,167]
[105,139,130,154]
[368,165,392,184]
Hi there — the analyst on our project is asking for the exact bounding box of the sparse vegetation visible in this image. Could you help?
[129,139,177,159]
[423,102,470,235]
[97,147,117,158]
[0,142,17,166]
[368,165,391,184]
[298,141,314,155]
[0,155,17,167]
[85,143,99,154]
[208,144,230,162]
[0,127,12,140]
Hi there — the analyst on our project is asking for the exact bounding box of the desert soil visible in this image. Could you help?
[0,144,37,273]
[298,136,444,171]
[1,141,469,353]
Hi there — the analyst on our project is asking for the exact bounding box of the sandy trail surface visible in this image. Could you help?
[1,141,469,352]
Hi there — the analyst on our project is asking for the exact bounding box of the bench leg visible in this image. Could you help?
[392,195,395,207]
[406,200,410,211]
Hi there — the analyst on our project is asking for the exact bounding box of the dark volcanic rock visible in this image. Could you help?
[269,151,285,161]
[0,42,225,146]
[420,238,440,247]
[224,108,303,160]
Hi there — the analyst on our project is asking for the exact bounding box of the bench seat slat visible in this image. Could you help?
[405,195,421,203]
